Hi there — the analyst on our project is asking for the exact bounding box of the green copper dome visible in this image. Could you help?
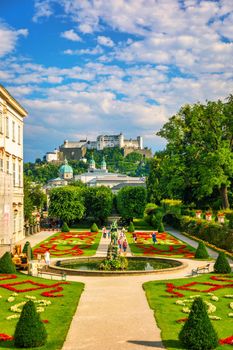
[59,159,73,176]
[89,155,95,166]
[101,156,106,168]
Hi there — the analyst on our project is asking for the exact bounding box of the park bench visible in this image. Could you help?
[37,268,66,281]
[191,263,210,276]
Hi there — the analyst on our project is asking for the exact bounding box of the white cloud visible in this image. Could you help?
[61,29,82,41]
[97,36,114,47]
[32,0,54,22]
[0,25,28,57]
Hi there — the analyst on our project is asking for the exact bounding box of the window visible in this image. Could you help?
[18,163,22,187]
[6,116,9,137]
[6,158,10,174]
[12,121,15,141]
[18,125,21,145]
[0,110,2,133]
[13,162,16,186]
[0,157,3,172]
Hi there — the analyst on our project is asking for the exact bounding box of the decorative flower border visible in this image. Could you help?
[0,333,13,342]
[132,232,194,258]
[33,231,98,257]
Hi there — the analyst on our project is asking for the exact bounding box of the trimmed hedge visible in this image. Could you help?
[195,242,209,259]
[128,221,135,233]
[179,297,218,350]
[14,300,47,348]
[0,252,16,273]
[22,241,33,260]
[91,222,99,232]
[158,222,165,233]
[61,222,70,232]
[214,252,231,273]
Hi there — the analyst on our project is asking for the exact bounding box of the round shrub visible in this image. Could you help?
[128,221,135,233]
[0,252,16,273]
[179,297,218,350]
[61,222,70,232]
[158,222,164,233]
[14,300,47,348]
[91,223,99,232]
[214,252,231,273]
[195,242,209,259]
[22,241,34,260]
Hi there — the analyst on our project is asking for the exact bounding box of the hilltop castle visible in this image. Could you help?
[45,133,152,162]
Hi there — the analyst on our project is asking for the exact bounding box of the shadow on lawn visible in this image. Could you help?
[128,339,185,349]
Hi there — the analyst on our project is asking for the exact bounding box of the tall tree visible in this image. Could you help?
[157,97,233,209]
[84,186,113,223]
[116,186,147,220]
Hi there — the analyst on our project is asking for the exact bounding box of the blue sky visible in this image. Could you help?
[0,0,233,162]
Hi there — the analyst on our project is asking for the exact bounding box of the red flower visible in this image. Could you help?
[42,320,49,323]
[176,318,188,323]
[219,336,233,345]
[0,333,14,341]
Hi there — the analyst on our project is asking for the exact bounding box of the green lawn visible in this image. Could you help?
[33,230,102,258]
[0,273,84,349]
[126,231,196,258]
[143,274,233,349]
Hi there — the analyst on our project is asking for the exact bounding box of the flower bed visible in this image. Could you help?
[127,231,195,258]
[0,273,84,350]
[144,274,233,349]
[33,231,101,257]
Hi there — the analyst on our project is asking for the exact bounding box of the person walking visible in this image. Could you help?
[151,232,157,244]
[44,250,50,269]
[122,239,128,253]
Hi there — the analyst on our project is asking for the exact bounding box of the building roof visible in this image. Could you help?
[111,182,146,190]
[0,84,28,116]
[59,159,73,175]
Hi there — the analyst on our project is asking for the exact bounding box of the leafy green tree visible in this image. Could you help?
[195,242,209,259]
[49,186,85,225]
[14,300,47,348]
[144,203,158,225]
[84,186,113,223]
[91,223,99,232]
[214,252,231,273]
[179,297,218,350]
[157,97,233,209]
[117,186,147,220]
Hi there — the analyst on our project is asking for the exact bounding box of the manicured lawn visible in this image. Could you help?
[33,230,102,258]
[143,274,233,349]
[127,231,196,258]
[0,273,84,349]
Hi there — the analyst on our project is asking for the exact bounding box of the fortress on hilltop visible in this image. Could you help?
[45,133,152,162]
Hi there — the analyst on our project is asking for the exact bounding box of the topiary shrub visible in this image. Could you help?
[22,241,33,260]
[195,241,209,259]
[214,252,231,273]
[158,222,164,233]
[14,300,47,348]
[91,223,99,232]
[61,222,70,232]
[128,221,135,233]
[0,252,16,273]
[179,297,218,350]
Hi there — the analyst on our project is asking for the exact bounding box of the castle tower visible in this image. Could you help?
[59,158,73,179]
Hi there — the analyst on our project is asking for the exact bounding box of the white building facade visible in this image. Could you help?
[0,85,27,245]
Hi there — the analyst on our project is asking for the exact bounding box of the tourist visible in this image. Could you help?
[102,226,106,238]
[132,232,137,242]
[152,232,157,244]
[122,239,127,253]
[118,238,122,251]
[44,250,50,268]
[107,229,111,239]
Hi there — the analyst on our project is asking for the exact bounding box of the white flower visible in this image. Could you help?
[11,293,18,297]
[7,296,15,302]
[182,307,190,313]
[36,307,44,313]
[204,301,216,314]
[6,314,20,320]
[209,316,221,320]
[189,295,201,298]
[35,300,51,306]
[25,295,36,300]
[210,296,219,302]
[207,293,214,296]
[228,313,233,317]
[0,295,2,298]
[176,300,185,305]
[230,302,233,310]
[224,295,233,298]
[10,301,26,313]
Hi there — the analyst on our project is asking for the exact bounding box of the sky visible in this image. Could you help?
[0,0,233,162]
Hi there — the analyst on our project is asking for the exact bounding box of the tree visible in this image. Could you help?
[117,186,147,220]
[48,186,85,225]
[157,97,233,209]
[179,297,218,350]
[0,252,16,273]
[195,241,209,259]
[14,300,47,348]
[24,176,46,221]
[214,252,231,273]
[84,186,113,224]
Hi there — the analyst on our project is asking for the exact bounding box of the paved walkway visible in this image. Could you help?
[14,228,232,350]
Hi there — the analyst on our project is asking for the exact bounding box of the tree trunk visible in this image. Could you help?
[219,184,229,209]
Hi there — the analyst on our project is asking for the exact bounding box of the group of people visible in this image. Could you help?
[102,226,128,253]
[102,226,111,239]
